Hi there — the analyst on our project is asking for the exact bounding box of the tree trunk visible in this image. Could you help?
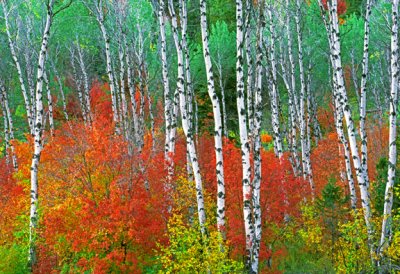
[379,0,399,261]
[236,0,254,271]
[199,0,226,236]
[318,0,374,257]
[2,1,33,134]
[29,3,54,268]
[169,0,207,232]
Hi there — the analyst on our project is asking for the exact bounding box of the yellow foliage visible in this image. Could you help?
[298,204,324,252]
[158,214,243,273]
[385,207,400,261]
[333,210,374,273]
[158,177,242,273]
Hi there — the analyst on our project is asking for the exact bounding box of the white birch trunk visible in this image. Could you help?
[379,0,399,259]
[359,0,372,190]
[156,0,175,183]
[29,3,54,267]
[329,64,357,209]
[318,0,374,256]
[245,0,254,134]
[1,96,10,166]
[43,72,54,137]
[77,43,92,125]
[305,63,315,192]
[237,0,254,270]
[295,0,312,192]
[251,9,264,270]
[169,0,207,231]
[118,42,129,139]
[199,0,226,235]
[267,7,283,159]
[2,1,33,134]
[284,0,301,175]
[216,62,228,137]
[0,83,18,170]
[70,48,87,125]
[51,63,69,121]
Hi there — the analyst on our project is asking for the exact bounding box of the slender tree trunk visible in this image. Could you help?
[94,4,119,131]
[169,0,207,231]
[1,95,10,166]
[305,62,315,192]
[332,73,357,210]
[379,0,399,260]
[267,7,283,159]
[43,72,54,137]
[216,62,228,137]
[199,0,226,236]
[236,0,254,271]
[295,0,313,194]
[284,0,301,175]
[124,38,140,146]
[2,1,33,134]
[29,3,54,267]
[180,0,194,180]
[245,0,254,134]
[156,0,175,183]
[0,83,18,170]
[350,51,361,105]
[51,63,69,121]
[251,7,264,270]
[118,42,129,139]
[359,0,372,189]
[70,48,87,125]
[318,0,374,256]
[77,43,92,125]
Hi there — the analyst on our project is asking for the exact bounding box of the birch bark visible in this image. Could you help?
[199,0,226,235]
[29,1,54,267]
[2,1,33,134]
[236,0,254,270]
[379,0,399,260]
[168,0,207,231]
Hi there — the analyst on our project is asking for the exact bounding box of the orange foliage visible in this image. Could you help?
[261,133,273,144]
[0,80,389,272]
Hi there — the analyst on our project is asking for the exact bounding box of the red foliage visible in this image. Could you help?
[199,137,308,268]
[321,0,347,15]
[2,79,387,272]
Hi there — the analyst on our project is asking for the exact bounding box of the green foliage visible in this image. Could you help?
[0,244,29,273]
[0,215,30,274]
[373,157,400,214]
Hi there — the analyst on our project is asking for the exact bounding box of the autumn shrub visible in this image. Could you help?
[158,213,243,273]
[0,243,29,273]
[333,211,375,273]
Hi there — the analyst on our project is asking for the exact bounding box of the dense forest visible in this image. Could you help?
[0,0,399,272]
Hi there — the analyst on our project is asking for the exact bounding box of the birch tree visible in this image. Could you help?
[82,0,119,131]
[379,0,399,262]
[0,80,17,170]
[251,3,264,270]
[1,0,33,134]
[266,6,283,160]
[168,0,207,231]
[29,0,71,267]
[199,0,226,235]
[155,0,175,183]
[295,0,314,194]
[236,0,254,270]
[318,0,374,257]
